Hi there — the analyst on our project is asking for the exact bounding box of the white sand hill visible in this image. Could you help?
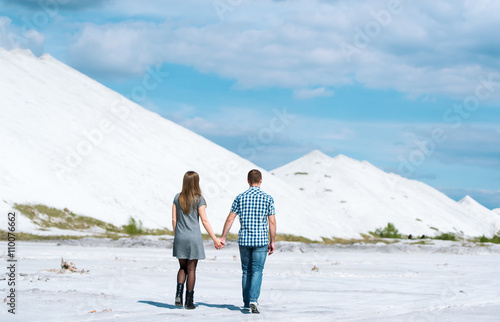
[1,48,499,240]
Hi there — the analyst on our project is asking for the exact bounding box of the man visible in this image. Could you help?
[220,169,277,314]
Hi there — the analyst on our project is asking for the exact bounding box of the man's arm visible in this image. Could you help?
[268,214,276,255]
[220,211,237,246]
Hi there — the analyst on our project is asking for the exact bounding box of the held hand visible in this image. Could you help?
[268,242,275,255]
[214,238,222,250]
[220,237,226,247]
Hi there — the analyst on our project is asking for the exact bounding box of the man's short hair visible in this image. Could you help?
[247,169,262,184]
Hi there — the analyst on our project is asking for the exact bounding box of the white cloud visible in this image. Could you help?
[66,0,500,99]
[4,0,110,10]
[395,123,500,169]
[67,21,167,78]
[162,106,271,138]
[294,87,334,99]
[0,16,45,54]
[176,116,222,134]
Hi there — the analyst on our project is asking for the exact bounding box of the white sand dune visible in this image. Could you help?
[0,48,498,240]
[272,150,500,238]
[0,48,351,240]
[458,195,499,222]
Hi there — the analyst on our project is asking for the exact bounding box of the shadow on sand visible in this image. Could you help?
[196,302,246,312]
[138,301,182,310]
[138,300,250,313]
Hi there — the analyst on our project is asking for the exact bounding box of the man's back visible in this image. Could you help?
[231,186,275,247]
[220,169,277,313]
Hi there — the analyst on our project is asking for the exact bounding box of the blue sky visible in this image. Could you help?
[1,0,499,208]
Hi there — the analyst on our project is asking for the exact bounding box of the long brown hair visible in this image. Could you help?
[178,171,202,214]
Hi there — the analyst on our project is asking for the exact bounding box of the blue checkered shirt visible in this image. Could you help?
[231,186,275,247]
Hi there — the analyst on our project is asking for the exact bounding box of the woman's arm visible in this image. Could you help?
[172,203,177,234]
[198,205,222,249]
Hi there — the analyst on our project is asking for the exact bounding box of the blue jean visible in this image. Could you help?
[239,245,268,306]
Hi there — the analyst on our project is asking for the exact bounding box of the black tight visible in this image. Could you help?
[177,259,198,292]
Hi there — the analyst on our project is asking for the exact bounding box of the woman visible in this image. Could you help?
[172,171,222,310]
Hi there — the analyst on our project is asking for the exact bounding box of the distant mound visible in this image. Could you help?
[272,150,500,237]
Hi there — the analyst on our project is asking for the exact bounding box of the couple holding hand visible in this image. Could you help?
[171,169,277,314]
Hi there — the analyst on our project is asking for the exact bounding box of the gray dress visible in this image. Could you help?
[172,193,206,260]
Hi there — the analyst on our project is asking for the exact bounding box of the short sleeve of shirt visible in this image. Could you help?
[197,196,207,208]
[231,196,240,215]
[268,196,275,216]
[173,193,180,205]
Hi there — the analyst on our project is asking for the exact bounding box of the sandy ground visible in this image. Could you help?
[1,238,500,321]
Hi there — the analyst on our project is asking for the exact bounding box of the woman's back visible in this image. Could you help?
[172,193,206,260]
[172,170,221,310]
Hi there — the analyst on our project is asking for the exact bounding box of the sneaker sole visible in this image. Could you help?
[250,303,260,314]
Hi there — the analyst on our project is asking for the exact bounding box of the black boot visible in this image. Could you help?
[175,283,184,307]
[185,291,195,310]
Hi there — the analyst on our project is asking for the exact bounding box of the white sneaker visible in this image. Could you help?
[250,302,260,314]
